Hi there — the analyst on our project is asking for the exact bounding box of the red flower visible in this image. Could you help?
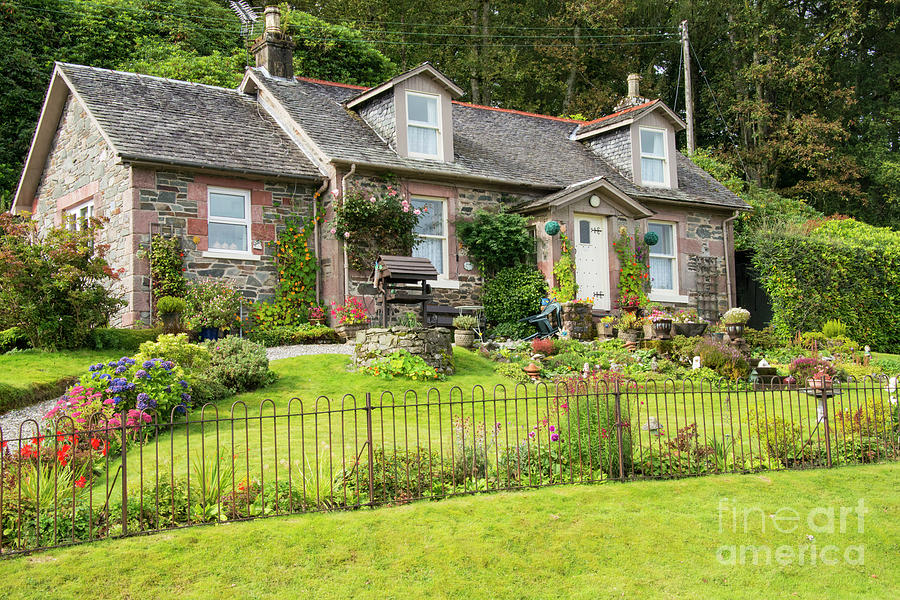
[74,476,87,489]
[90,438,102,451]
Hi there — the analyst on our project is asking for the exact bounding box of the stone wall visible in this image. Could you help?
[354,327,454,375]
[559,301,594,340]
[31,95,134,325]
[131,168,318,323]
[358,94,396,148]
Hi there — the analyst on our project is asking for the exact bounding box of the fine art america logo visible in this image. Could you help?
[717,497,868,566]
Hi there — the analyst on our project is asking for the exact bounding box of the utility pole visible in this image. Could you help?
[681,20,696,154]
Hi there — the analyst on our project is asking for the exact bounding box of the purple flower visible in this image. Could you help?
[162,361,175,370]
[548,425,555,432]
[135,370,149,380]
[115,366,127,374]
[107,361,118,368]
[179,380,189,389]
[181,392,191,403]
[88,363,103,372]
[550,433,559,442]
[142,360,155,370]
[136,393,157,411]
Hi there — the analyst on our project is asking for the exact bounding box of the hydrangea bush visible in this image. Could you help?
[45,356,191,431]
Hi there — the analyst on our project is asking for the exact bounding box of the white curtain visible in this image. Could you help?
[650,256,674,290]
[413,238,443,274]
[408,125,438,156]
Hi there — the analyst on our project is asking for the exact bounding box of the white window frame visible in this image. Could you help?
[65,200,94,231]
[203,186,256,260]
[406,91,443,161]
[647,220,688,303]
[639,126,669,188]
[411,195,455,286]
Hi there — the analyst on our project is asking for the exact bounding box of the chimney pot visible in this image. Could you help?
[264,5,281,33]
[627,73,641,98]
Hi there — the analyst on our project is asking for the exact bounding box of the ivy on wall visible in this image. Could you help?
[551,232,578,303]
[147,234,186,298]
[612,226,649,308]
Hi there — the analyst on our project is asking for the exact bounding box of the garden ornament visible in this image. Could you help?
[544,220,561,236]
[644,231,659,246]
[692,356,702,370]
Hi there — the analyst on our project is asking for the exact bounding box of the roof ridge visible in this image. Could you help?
[56,62,244,94]
[295,75,368,90]
[452,101,584,124]
[579,99,658,126]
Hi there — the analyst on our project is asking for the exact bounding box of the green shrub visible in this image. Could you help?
[248,325,338,347]
[455,209,534,276]
[248,299,307,332]
[695,339,750,380]
[156,296,187,316]
[338,446,448,503]
[185,280,243,331]
[0,326,28,353]
[483,264,548,326]
[204,336,277,393]
[822,319,848,339]
[134,333,210,373]
[494,362,529,383]
[743,326,780,351]
[874,354,900,374]
[88,328,162,352]
[361,350,443,381]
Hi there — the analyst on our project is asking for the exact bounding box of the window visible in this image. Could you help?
[411,197,447,275]
[207,187,251,254]
[640,127,668,186]
[406,92,441,159]
[65,201,94,231]
[648,221,676,292]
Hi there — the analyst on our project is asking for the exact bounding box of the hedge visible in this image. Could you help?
[751,219,900,352]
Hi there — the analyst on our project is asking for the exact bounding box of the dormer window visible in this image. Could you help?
[639,127,668,187]
[406,91,441,159]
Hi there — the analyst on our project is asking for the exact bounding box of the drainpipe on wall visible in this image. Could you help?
[340,164,357,300]
[313,179,329,305]
[723,211,739,309]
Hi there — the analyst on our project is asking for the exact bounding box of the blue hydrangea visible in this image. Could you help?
[179,380,189,389]
[181,392,191,403]
[162,361,175,370]
[135,369,149,380]
[107,361,118,368]
[98,373,111,381]
[175,403,188,415]
[115,366,127,375]
[88,363,103,372]
[142,360,155,370]
[108,378,135,394]
[136,393,157,411]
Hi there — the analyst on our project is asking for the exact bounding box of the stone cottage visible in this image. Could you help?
[10,6,748,328]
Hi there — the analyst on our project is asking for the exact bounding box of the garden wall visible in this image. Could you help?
[354,327,454,375]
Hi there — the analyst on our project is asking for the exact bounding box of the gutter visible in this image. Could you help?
[723,211,740,309]
[340,164,357,300]
[122,156,323,183]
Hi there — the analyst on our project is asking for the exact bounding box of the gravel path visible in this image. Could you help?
[0,343,353,440]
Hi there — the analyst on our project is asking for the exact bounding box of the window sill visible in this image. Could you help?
[430,278,460,290]
[648,291,690,304]
[201,250,262,262]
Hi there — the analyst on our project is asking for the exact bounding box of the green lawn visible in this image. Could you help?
[0,349,122,414]
[1,463,896,599]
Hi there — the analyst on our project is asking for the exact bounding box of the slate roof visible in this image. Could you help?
[253,69,748,210]
[58,63,322,180]
[574,100,660,137]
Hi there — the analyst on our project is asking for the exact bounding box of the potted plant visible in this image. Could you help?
[156,295,186,334]
[672,309,708,337]
[308,303,326,326]
[616,293,644,316]
[598,315,617,338]
[452,314,478,349]
[648,309,674,339]
[617,312,643,343]
[330,296,370,342]
[184,280,242,341]
[722,307,751,340]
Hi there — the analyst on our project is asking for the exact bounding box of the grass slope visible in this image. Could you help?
[1,463,897,599]
[0,350,120,415]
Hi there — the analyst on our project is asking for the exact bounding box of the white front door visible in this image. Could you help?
[573,214,611,310]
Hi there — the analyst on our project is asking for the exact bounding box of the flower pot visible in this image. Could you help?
[725,323,746,339]
[618,329,641,343]
[454,329,475,349]
[652,319,673,339]
[199,327,220,341]
[674,322,708,337]
[161,312,182,334]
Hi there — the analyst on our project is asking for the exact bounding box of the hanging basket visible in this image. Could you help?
[544,220,561,236]
[644,231,659,246]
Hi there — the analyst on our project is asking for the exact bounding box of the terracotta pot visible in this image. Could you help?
[674,322,708,337]
[454,329,475,349]
[725,323,746,339]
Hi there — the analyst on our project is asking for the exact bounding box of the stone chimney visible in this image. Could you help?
[250,5,295,79]
[614,73,651,112]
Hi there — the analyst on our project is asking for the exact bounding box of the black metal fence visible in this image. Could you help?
[1,376,898,556]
